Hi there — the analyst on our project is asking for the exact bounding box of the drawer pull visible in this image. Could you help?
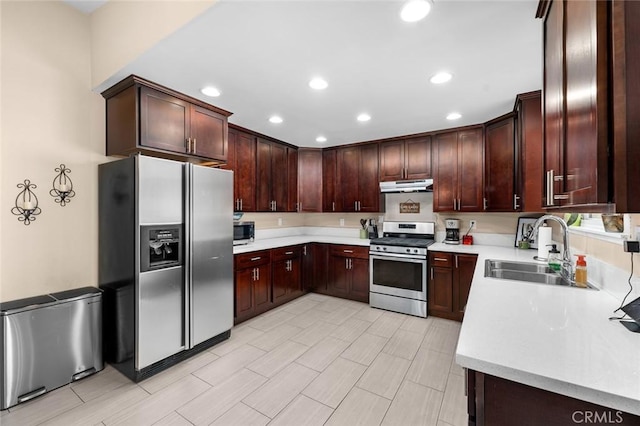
[434,257,448,262]
[250,256,261,261]
[343,250,354,253]
[285,251,294,255]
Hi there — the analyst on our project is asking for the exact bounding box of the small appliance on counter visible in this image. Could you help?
[233,221,255,245]
[444,218,461,244]
[367,218,379,239]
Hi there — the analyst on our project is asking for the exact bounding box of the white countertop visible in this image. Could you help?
[233,235,370,254]
[431,243,640,415]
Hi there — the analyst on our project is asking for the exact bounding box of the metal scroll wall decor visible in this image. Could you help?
[11,179,42,225]
[50,164,75,206]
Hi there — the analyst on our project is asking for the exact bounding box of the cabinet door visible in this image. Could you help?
[543,0,565,206]
[288,257,302,295]
[350,257,370,303]
[235,268,254,320]
[328,255,350,297]
[457,128,484,212]
[379,140,405,182]
[563,0,609,205]
[272,259,290,304]
[322,149,338,212]
[254,264,272,313]
[433,132,458,212]
[191,105,227,161]
[485,117,516,212]
[337,146,360,212]
[428,266,453,315]
[271,143,289,212]
[405,136,432,180]
[453,254,477,320]
[518,92,544,213]
[313,244,329,292]
[139,86,189,154]
[256,139,273,211]
[298,149,323,212]
[358,144,380,212]
[235,131,256,212]
[287,148,298,212]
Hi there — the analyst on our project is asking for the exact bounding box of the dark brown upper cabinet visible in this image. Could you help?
[336,143,382,213]
[322,149,338,212]
[256,138,297,212]
[102,75,231,163]
[537,0,640,212]
[433,127,484,212]
[298,149,323,212]
[484,114,517,212]
[516,91,544,213]
[379,136,432,182]
[223,126,256,212]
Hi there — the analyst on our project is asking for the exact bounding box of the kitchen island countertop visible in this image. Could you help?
[429,243,640,415]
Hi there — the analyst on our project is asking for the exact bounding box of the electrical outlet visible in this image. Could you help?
[623,240,640,253]
[340,218,345,227]
[278,217,283,226]
[470,220,477,229]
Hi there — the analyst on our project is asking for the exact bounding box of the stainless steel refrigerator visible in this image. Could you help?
[99,155,233,382]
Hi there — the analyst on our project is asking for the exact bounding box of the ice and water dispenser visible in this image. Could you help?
[140,225,183,272]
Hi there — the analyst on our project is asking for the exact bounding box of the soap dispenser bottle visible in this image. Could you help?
[547,244,561,272]
[575,255,588,287]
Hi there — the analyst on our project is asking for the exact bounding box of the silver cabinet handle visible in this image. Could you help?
[345,258,349,269]
[252,267,256,281]
[273,201,277,211]
[455,255,458,269]
[513,194,520,210]
[546,170,553,206]
[332,202,335,212]
[193,138,197,153]
[299,202,302,212]
[343,249,353,253]
[554,194,569,200]
[186,138,191,153]
[434,257,448,262]
[240,199,243,211]
[354,201,358,211]
[430,267,434,281]
[285,251,294,255]
[251,256,261,261]
[235,199,239,210]
[303,245,307,256]
[453,200,457,211]
[483,197,488,211]
[256,267,260,281]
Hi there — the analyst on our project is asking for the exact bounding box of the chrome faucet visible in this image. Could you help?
[532,215,574,281]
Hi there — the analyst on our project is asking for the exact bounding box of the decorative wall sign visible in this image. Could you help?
[50,164,75,206]
[399,199,420,214]
[11,179,41,225]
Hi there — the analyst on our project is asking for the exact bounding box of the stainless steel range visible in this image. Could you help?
[369,221,435,317]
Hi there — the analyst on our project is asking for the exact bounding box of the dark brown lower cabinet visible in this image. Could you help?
[304,243,329,293]
[328,245,369,303]
[234,250,272,323]
[428,251,477,321]
[467,369,640,426]
[271,246,302,306]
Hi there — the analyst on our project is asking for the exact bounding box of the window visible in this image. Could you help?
[567,213,631,243]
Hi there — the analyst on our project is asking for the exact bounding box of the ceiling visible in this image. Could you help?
[82,0,542,148]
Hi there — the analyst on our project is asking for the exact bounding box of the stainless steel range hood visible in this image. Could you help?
[380,179,433,193]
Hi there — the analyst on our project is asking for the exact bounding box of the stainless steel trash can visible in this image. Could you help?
[0,287,103,410]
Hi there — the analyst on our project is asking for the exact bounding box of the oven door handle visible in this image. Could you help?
[369,253,427,262]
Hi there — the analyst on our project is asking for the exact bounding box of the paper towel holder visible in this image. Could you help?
[515,216,542,249]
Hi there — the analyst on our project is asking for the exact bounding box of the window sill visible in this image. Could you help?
[568,226,630,245]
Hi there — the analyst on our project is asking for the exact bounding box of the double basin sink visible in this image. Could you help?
[485,259,597,290]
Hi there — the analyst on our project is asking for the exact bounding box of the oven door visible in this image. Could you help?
[369,253,427,301]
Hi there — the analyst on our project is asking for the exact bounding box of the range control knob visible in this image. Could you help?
[406,248,410,253]
[383,247,387,251]
[414,249,418,253]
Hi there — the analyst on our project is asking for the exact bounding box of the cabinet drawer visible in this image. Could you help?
[430,252,453,268]
[271,245,302,261]
[235,250,271,269]
[330,245,369,259]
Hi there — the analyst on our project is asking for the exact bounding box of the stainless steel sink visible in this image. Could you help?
[484,259,597,290]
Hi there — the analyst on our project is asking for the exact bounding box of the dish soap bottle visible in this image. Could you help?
[547,244,561,272]
[575,255,588,287]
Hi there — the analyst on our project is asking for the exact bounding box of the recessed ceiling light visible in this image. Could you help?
[200,86,221,97]
[430,72,452,84]
[309,78,328,90]
[446,112,462,120]
[269,115,283,124]
[316,136,327,143]
[400,0,432,22]
[357,113,371,122]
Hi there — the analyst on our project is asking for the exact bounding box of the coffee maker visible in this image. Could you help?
[367,218,379,239]
[444,219,461,245]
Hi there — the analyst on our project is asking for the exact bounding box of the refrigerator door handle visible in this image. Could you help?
[184,163,193,350]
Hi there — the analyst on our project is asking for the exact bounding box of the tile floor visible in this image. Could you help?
[1,293,468,426]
